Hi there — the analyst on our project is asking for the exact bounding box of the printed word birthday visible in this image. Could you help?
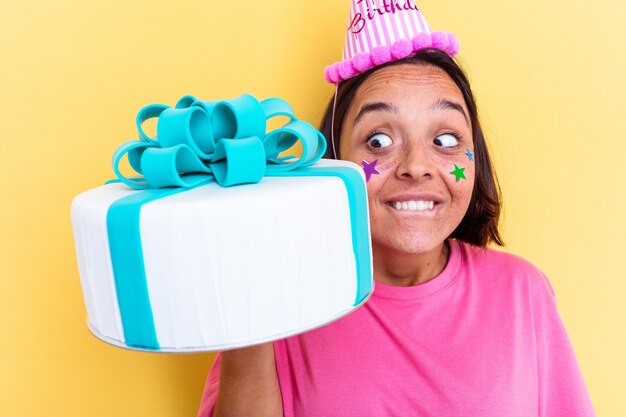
[349,0,419,34]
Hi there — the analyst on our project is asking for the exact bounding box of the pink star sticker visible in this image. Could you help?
[362,159,381,182]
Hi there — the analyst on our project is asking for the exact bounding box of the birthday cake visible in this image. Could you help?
[71,94,373,352]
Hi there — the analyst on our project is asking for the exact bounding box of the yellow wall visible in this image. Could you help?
[1,0,624,415]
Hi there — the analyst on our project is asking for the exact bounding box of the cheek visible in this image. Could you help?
[361,158,393,186]
[439,159,475,203]
[371,159,394,171]
[364,165,388,196]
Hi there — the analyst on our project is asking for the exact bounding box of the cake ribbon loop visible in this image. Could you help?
[113,94,325,189]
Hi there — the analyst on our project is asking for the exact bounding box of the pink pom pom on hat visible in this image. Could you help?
[324,0,460,84]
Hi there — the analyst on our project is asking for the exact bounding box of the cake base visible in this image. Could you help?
[73,160,373,352]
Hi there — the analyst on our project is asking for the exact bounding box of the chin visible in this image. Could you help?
[372,233,448,256]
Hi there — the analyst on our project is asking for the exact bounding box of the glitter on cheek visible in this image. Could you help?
[370,160,393,174]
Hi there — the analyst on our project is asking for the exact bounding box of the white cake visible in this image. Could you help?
[72,159,373,352]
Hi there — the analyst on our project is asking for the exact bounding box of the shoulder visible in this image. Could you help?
[458,239,543,276]
[456,240,556,304]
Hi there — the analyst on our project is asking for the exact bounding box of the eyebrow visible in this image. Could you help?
[433,98,469,126]
[354,102,397,125]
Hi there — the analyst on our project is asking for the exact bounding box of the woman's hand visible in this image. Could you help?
[213,342,283,417]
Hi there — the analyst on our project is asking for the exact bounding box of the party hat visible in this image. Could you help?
[325,0,460,83]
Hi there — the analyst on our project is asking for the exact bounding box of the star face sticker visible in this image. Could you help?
[362,159,381,182]
[466,148,474,161]
[450,164,467,182]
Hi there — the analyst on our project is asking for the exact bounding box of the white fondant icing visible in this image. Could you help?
[72,160,372,351]
[71,183,141,344]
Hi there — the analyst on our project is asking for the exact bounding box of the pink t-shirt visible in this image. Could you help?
[198,240,595,416]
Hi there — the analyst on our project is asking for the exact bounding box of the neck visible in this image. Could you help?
[373,241,450,287]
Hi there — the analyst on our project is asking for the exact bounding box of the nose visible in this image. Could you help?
[395,140,435,180]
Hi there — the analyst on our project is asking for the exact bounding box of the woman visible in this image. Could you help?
[199,0,597,411]
[198,48,595,417]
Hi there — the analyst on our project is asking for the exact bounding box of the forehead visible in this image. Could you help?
[348,64,467,116]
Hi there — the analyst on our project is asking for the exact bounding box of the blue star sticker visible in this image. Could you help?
[362,159,381,182]
[466,148,474,161]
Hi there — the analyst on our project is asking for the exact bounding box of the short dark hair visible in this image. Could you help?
[319,48,504,247]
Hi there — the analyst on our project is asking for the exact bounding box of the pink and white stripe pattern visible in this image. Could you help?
[325,0,460,84]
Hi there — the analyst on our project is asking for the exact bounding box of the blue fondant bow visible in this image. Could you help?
[112,94,327,189]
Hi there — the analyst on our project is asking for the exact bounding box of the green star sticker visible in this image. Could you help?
[450,164,467,182]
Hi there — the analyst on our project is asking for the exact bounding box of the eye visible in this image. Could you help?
[433,133,459,148]
[367,133,393,149]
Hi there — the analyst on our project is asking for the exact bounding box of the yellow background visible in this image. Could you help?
[1,0,624,415]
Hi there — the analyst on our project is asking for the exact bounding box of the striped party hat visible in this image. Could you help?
[324,0,460,84]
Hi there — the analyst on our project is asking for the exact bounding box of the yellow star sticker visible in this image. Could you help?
[450,164,466,182]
